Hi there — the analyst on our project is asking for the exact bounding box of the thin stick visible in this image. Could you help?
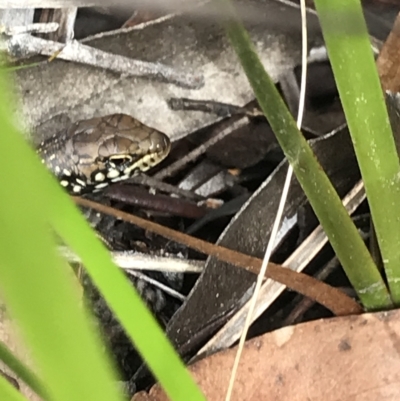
[74,196,362,316]
[154,116,249,180]
[3,35,203,89]
[224,2,308,401]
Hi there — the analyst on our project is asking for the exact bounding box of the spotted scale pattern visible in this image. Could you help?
[36,114,171,194]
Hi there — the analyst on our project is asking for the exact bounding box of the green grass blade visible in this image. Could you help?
[4,61,43,71]
[0,76,125,401]
[313,0,400,303]
[0,341,50,400]
[49,194,206,401]
[0,373,28,401]
[0,65,205,401]
[217,0,392,310]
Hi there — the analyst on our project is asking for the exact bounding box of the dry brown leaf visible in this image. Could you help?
[141,309,400,401]
[377,12,400,91]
